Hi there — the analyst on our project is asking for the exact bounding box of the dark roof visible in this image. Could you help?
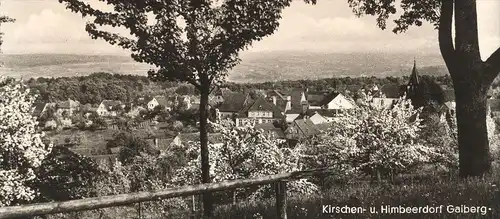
[307,94,325,106]
[379,84,403,98]
[101,100,123,110]
[488,99,500,112]
[319,91,341,106]
[443,89,455,102]
[267,96,288,113]
[294,119,319,137]
[218,92,251,113]
[239,97,284,119]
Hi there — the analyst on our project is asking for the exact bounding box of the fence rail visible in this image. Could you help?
[0,167,336,219]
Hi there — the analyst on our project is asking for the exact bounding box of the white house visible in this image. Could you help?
[322,92,355,110]
[96,100,124,117]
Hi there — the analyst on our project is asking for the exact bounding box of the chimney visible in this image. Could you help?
[286,96,292,111]
[272,96,277,105]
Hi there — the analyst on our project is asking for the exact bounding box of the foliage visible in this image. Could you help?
[34,146,103,201]
[0,77,53,206]
[172,120,318,201]
[302,94,448,180]
[106,132,158,165]
[346,0,441,33]
[26,73,156,105]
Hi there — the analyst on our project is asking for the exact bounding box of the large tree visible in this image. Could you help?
[343,0,500,177]
[57,0,316,216]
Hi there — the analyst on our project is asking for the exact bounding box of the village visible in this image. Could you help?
[28,61,500,167]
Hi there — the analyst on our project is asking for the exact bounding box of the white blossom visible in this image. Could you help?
[0,77,52,206]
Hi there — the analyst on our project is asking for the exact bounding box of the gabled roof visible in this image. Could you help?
[100,100,123,110]
[294,119,319,137]
[218,92,251,113]
[240,97,284,119]
[443,89,455,102]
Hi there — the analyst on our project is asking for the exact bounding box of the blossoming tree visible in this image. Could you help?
[172,120,318,203]
[302,93,449,181]
[0,77,52,206]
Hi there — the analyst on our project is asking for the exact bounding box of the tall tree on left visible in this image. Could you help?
[0,76,53,206]
[57,0,316,216]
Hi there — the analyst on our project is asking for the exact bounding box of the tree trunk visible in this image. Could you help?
[199,81,212,218]
[438,0,498,177]
[453,76,491,177]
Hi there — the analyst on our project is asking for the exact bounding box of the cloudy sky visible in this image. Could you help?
[1,0,499,59]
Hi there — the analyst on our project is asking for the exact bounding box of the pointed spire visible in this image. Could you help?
[410,58,419,85]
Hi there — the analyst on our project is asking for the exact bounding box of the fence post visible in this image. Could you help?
[190,195,197,219]
[275,180,287,219]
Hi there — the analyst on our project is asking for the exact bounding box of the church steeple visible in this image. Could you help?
[409,58,419,85]
[406,58,420,96]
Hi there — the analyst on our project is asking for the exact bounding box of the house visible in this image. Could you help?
[235,97,285,127]
[96,100,124,117]
[319,92,356,111]
[284,118,332,140]
[147,96,171,111]
[217,92,252,118]
[55,99,80,117]
[254,123,286,141]
[371,83,403,109]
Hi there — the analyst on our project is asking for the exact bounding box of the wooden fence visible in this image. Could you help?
[0,168,336,219]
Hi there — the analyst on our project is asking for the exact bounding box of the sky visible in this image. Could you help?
[1,0,499,60]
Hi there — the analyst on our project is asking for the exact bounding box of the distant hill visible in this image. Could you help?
[0,52,448,82]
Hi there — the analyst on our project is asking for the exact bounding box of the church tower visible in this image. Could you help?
[406,59,420,96]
